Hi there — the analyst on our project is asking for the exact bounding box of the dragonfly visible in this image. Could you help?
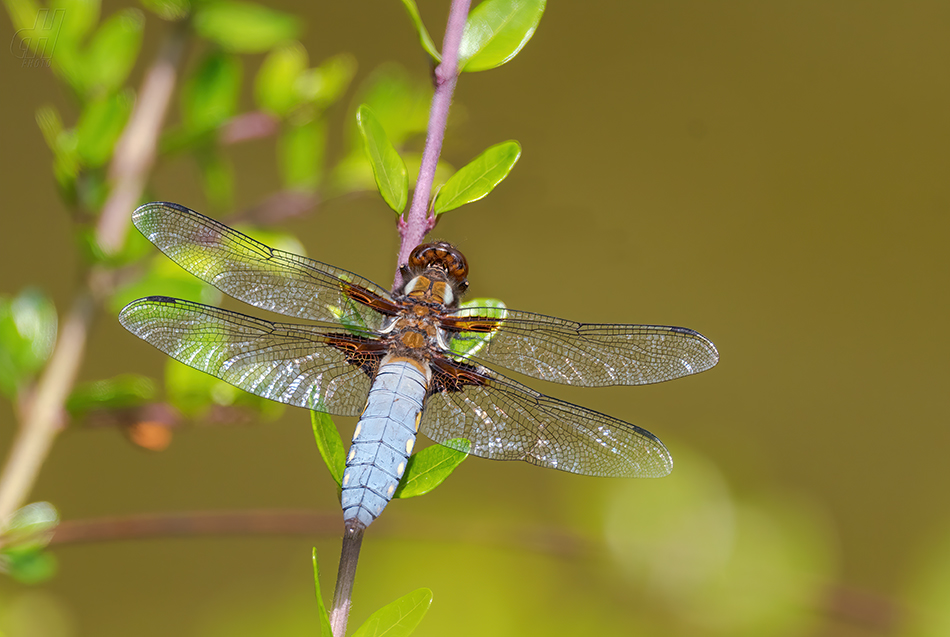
[119,202,719,531]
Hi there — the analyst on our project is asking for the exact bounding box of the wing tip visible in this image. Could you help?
[669,325,720,372]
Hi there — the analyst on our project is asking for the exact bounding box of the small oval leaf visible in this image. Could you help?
[394,438,470,499]
[254,41,308,116]
[192,0,301,53]
[5,501,59,544]
[181,50,242,132]
[399,0,441,62]
[66,374,156,416]
[351,588,433,637]
[82,8,144,92]
[75,90,134,167]
[311,411,345,488]
[459,0,545,72]
[356,105,408,213]
[0,289,58,398]
[434,140,521,214]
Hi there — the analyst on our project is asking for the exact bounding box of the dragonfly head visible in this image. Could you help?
[401,242,469,306]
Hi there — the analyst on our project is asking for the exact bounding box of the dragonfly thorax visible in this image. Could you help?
[402,274,457,306]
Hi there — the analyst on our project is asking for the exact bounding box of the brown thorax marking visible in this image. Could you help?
[388,302,441,358]
[405,275,452,305]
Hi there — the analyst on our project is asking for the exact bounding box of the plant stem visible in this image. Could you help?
[49,509,341,544]
[0,21,186,527]
[0,293,94,522]
[393,0,472,290]
[97,20,188,255]
[329,523,365,637]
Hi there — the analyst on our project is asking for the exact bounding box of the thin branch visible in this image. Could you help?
[0,293,94,521]
[0,22,188,527]
[393,0,472,290]
[97,20,188,255]
[49,509,341,545]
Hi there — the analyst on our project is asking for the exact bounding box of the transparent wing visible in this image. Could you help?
[420,362,672,478]
[443,308,719,387]
[119,297,379,416]
[132,202,396,331]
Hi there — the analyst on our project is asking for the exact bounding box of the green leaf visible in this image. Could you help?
[311,411,345,489]
[82,8,144,93]
[0,289,58,398]
[297,53,357,108]
[399,0,441,62]
[313,548,333,637]
[356,105,408,213]
[445,298,507,360]
[139,0,190,21]
[2,546,58,584]
[35,105,64,153]
[8,0,70,60]
[395,439,470,499]
[4,502,59,545]
[66,374,156,416]
[192,0,301,53]
[180,50,242,132]
[433,140,521,214]
[52,0,101,53]
[255,41,308,116]
[278,118,325,190]
[1,502,60,584]
[351,588,433,637]
[459,0,545,72]
[75,90,134,167]
[35,106,80,194]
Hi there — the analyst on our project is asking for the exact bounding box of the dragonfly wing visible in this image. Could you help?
[418,360,672,478]
[133,202,397,330]
[119,297,382,416]
[442,308,719,387]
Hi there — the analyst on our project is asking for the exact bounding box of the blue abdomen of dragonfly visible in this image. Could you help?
[341,358,429,530]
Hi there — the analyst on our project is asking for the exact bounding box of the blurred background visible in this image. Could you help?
[1,1,949,636]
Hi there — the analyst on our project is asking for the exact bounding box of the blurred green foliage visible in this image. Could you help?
[0,289,57,399]
[0,503,59,584]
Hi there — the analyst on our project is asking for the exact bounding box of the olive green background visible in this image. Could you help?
[1,1,948,635]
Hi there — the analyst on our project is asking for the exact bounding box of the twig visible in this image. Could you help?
[97,20,188,255]
[49,509,341,544]
[0,293,94,522]
[0,21,187,527]
[392,0,472,290]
